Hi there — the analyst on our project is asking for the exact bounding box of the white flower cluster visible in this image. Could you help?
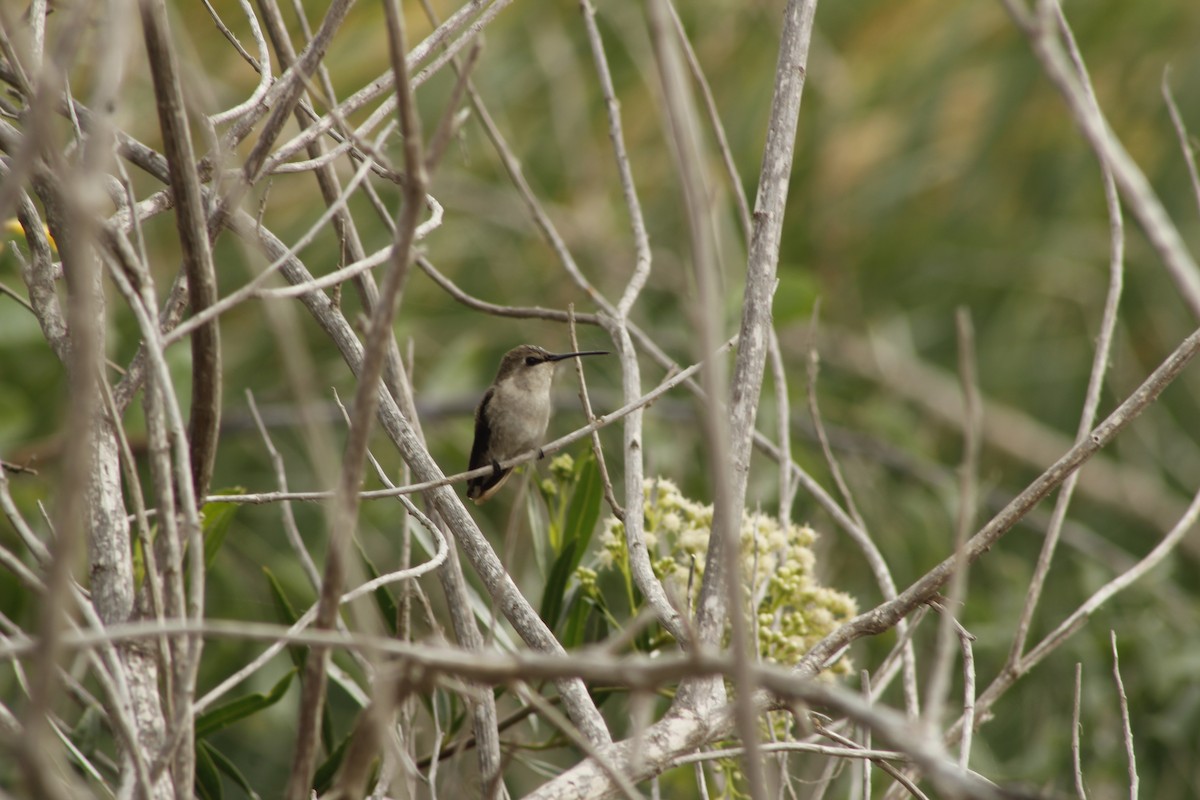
[594,477,858,673]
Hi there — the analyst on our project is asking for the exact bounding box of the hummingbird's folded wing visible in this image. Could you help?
[467,387,510,502]
[468,387,494,474]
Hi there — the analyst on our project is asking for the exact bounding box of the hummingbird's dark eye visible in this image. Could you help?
[525,356,540,366]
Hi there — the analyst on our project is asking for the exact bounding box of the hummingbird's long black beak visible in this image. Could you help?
[546,350,608,362]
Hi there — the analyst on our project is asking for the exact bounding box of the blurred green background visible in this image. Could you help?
[2,0,1200,795]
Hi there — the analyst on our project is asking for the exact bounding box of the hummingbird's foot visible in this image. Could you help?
[490,459,502,478]
[537,448,546,460]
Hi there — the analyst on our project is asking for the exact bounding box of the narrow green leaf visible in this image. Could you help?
[204,742,263,800]
[539,539,578,629]
[262,567,301,623]
[194,740,224,800]
[560,588,588,649]
[312,733,351,795]
[195,668,296,739]
[539,453,603,629]
[321,702,335,759]
[69,705,102,758]
[527,484,550,575]
[357,543,398,636]
[131,532,146,591]
[584,596,611,645]
[201,488,245,570]
[540,454,601,629]
[561,454,602,577]
[262,567,305,669]
[562,590,612,650]
[446,706,470,740]
[628,585,655,652]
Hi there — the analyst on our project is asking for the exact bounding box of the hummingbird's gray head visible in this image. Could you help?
[493,344,608,385]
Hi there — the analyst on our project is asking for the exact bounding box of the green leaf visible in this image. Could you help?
[262,566,301,623]
[201,489,245,571]
[321,702,335,759]
[561,590,612,650]
[262,567,305,670]
[195,740,224,800]
[358,543,398,636]
[539,540,578,630]
[132,532,146,591]
[195,668,297,739]
[527,484,551,576]
[561,454,602,576]
[538,453,603,630]
[312,733,351,795]
[560,588,588,649]
[69,705,103,758]
[204,742,263,800]
[446,706,471,740]
[628,585,655,653]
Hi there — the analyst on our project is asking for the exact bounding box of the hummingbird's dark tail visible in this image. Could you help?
[467,463,512,504]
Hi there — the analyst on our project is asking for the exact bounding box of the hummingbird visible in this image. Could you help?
[467,344,608,504]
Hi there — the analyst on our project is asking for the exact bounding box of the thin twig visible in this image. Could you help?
[1072,663,1087,800]
[954,617,977,771]
[283,0,429,792]
[664,0,752,243]
[672,740,908,766]
[424,39,482,171]
[139,0,223,508]
[861,670,873,800]
[1110,631,1138,800]
[805,305,866,530]
[512,682,643,800]
[0,614,1041,800]
[569,305,624,521]
[942,480,1200,764]
[804,310,920,718]
[1162,70,1200,220]
[416,254,604,324]
[768,329,796,527]
[195,547,453,715]
[924,309,981,732]
[161,134,390,344]
[203,0,270,125]
[819,326,1183,534]
[20,117,107,799]
[246,390,321,587]
[1008,0,1125,668]
[260,0,513,172]
[1000,0,1200,319]
[645,8,765,795]
[813,722,931,800]
[797,323,1200,678]
[102,216,203,796]
[577,0,652,319]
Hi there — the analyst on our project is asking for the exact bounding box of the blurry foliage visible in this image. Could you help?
[1,0,1200,795]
